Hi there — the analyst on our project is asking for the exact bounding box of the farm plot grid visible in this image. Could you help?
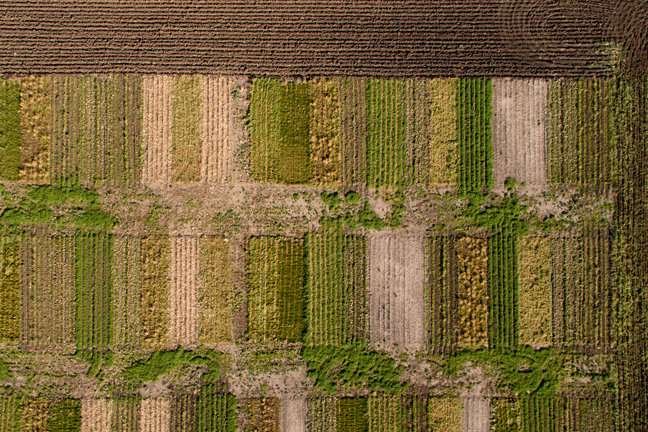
[0,3,646,431]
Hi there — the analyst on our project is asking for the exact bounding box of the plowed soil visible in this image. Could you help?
[1,1,642,76]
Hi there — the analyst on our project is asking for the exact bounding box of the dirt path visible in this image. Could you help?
[493,78,548,192]
[170,236,199,348]
[81,399,112,432]
[368,230,425,352]
[140,398,170,432]
[142,75,172,188]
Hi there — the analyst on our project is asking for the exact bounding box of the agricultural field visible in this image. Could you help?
[0,2,646,431]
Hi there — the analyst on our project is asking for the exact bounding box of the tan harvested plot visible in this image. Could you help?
[81,399,112,432]
[19,76,51,183]
[143,75,173,187]
[463,396,489,432]
[310,78,341,185]
[199,236,234,344]
[112,236,142,351]
[492,78,547,190]
[140,398,171,432]
[456,237,488,349]
[112,398,141,432]
[21,230,75,353]
[518,235,552,348]
[141,236,171,350]
[170,236,199,348]
[368,231,425,352]
[429,78,458,187]
[21,399,49,432]
[201,76,238,183]
[280,398,307,432]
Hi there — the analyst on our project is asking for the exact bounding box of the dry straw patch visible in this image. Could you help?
[172,75,202,183]
[199,237,234,344]
[429,78,458,187]
[518,235,552,348]
[141,237,171,350]
[22,399,50,432]
[19,76,51,183]
[310,78,341,185]
[428,397,462,432]
[456,236,489,349]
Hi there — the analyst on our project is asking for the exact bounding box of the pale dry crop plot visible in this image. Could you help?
[112,235,143,351]
[201,75,242,183]
[21,229,75,353]
[142,75,173,188]
[81,399,113,432]
[170,236,199,348]
[492,78,548,191]
[463,396,489,432]
[280,397,307,432]
[140,398,171,432]
[199,236,234,345]
[368,230,425,352]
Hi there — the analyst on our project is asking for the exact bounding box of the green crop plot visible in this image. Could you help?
[488,227,518,351]
[0,78,22,181]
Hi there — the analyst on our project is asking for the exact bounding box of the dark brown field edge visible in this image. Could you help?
[0,0,643,77]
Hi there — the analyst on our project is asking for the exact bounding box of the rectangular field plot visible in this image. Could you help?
[242,397,280,432]
[280,398,306,432]
[521,394,616,432]
[492,79,548,191]
[306,223,367,346]
[551,227,613,354]
[463,396,490,432]
[81,399,112,432]
[429,79,459,188]
[21,229,76,353]
[247,236,305,343]
[141,236,171,350]
[427,396,462,432]
[0,229,21,346]
[170,236,199,348]
[426,234,459,355]
[490,398,521,432]
[518,235,552,348]
[75,231,113,352]
[488,228,519,351]
[249,78,312,184]
[310,79,342,185]
[339,78,368,189]
[456,236,489,350]
[112,397,141,432]
[0,78,23,181]
[367,393,427,432]
[546,79,614,193]
[368,231,425,352]
[457,78,493,194]
[0,396,21,431]
[308,397,368,432]
[111,236,143,351]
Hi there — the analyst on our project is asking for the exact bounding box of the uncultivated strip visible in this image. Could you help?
[280,398,307,432]
[492,78,548,191]
[463,396,490,432]
[368,231,425,352]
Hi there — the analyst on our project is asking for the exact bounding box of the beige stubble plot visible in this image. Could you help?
[81,399,113,432]
[201,75,239,183]
[463,396,490,432]
[170,236,199,348]
[280,398,307,432]
[142,75,172,187]
[140,398,171,432]
[492,78,548,191]
[368,231,425,351]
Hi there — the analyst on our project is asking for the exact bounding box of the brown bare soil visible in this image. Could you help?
[140,398,170,432]
[21,229,75,353]
[81,399,112,432]
[368,230,425,352]
[142,75,172,188]
[170,236,199,348]
[0,1,628,76]
[493,78,547,191]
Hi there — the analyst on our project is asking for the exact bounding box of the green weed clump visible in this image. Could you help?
[124,349,223,383]
[302,344,404,393]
